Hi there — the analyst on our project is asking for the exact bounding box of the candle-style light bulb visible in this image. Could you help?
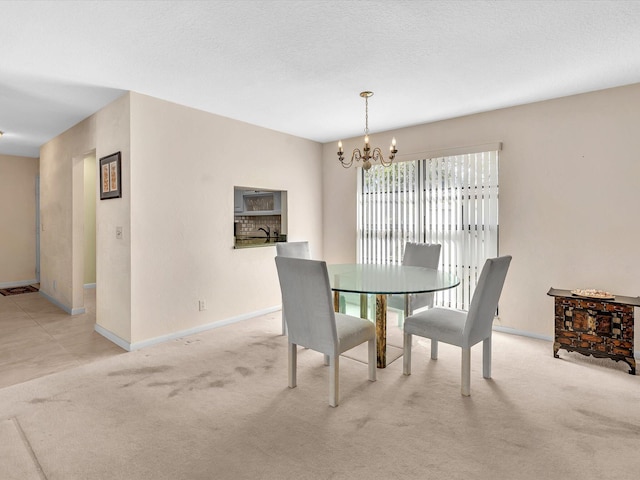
[391,137,396,147]
[364,135,369,146]
[338,140,343,153]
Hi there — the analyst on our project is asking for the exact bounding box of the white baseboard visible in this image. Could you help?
[94,324,131,351]
[39,290,86,315]
[94,305,282,352]
[0,279,38,289]
[93,308,640,362]
[492,325,553,342]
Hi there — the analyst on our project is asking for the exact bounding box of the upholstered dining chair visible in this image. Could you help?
[275,256,376,407]
[276,242,311,335]
[388,242,442,324]
[402,255,512,396]
[276,241,311,261]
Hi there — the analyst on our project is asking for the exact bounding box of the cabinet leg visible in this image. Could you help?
[627,357,636,375]
[553,342,560,359]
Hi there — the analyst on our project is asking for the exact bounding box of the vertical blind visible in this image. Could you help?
[357,150,499,310]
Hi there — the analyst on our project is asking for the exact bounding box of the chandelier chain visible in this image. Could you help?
[364,96,369,135]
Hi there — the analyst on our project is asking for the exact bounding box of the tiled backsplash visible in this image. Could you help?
[235,215,282,237]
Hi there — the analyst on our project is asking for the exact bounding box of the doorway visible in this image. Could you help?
[83,154,97,288]
[82,153,97,313]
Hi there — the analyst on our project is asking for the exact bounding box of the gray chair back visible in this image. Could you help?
[275,257,338,356]
[402,242,442,310]
[276,241,311,259]
[402,242,441,269]
[464,256,512,346]
[276,241,312,335]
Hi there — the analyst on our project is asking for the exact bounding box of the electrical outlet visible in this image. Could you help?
[116,226,123,239]
[198,300,206,311]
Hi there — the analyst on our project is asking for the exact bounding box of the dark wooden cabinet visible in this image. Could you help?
[547,288,640,375]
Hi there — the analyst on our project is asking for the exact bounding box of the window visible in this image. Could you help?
[357,149,499,310]
[233,187,287,248]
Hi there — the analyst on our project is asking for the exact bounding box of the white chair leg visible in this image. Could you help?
[403,332,412,375]
[288,342,297,388]
[431,339,438,360]
[483,336,492,379]
[368,338,376,381]
[281,314,287,336]
[324,354,330,366]
[461,347,471,396]
[329,354,339,407]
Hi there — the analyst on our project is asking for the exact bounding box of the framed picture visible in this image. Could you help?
[99,152,122,200]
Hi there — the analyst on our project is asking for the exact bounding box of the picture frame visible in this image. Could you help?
[99,152,122,200]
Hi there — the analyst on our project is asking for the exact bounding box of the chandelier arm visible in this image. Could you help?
[371,147,389,168]
[338,147,352,168]
[339,158,353,168]
[338,151,353,168]
[352,148,363,164]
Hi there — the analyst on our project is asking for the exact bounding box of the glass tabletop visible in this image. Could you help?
[327,264,460,295]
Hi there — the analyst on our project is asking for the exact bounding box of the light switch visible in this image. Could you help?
[116,226,123,239]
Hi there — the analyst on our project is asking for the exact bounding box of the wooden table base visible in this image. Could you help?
[334,292,389,368]
[375,294,387,368]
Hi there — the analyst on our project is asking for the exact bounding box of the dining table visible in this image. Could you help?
[327,263,460,368]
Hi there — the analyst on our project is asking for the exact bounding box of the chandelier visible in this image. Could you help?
[337,91,397,170]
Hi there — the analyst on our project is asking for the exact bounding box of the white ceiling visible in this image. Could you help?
[2,0,640,158]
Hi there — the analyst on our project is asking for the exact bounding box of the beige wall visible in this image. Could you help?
[40,115,95,311]
[40,93,131,329]
[322,83,640,338]
[128,93,323,344]
[39,91,322,347]
[94,94,132,342]
[0,154,38,285]
[41,83,638,346]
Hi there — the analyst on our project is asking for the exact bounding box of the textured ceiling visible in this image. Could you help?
[1,0,640,157]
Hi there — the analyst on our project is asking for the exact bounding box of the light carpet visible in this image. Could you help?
[1,310,639,480]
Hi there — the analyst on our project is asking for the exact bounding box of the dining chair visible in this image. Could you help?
[276,242,311,336]
[402,255,512,396]
[388,242,442,324]
[275,256,376,407]
[276,241,311,261]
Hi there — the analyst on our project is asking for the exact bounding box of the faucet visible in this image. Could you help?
[258,226,270,238]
